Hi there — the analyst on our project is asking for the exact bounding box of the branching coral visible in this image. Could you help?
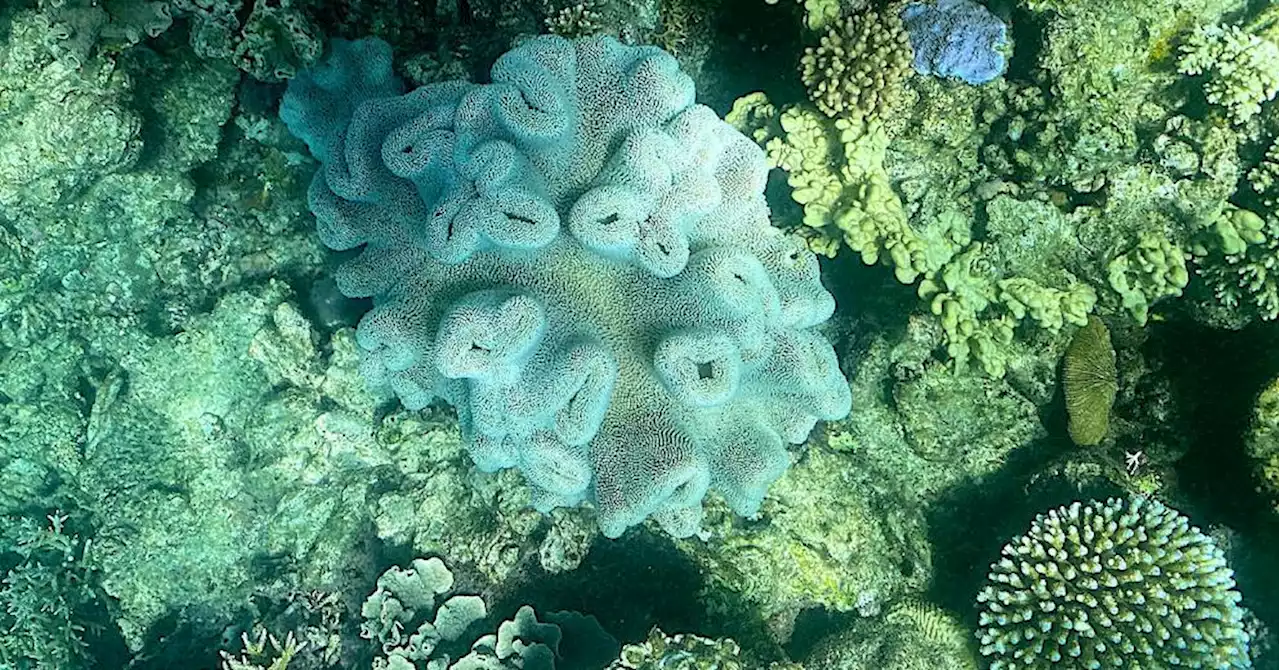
[1248,135,1278,210]
[1192,206,1279,323]
[977,497,1251,669]
[1178,23,1280,126]
[800,7,913,121]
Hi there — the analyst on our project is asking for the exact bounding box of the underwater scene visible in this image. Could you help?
[0,0,1278,668]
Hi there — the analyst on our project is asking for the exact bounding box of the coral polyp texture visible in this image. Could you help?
[280,36,850,539]
[901,0,1009,85]
[977,497,1250,669]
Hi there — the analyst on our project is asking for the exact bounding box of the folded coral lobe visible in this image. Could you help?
[282,33,851,537]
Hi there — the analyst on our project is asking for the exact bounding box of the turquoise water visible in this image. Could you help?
[0,0,1276,668]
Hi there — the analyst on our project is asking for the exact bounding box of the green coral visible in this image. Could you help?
[915,196,1096,377]
[1244,379,1278,512]
[1106,230,1190,325]
[728,96,947,280]
[977,497,1250,669]
[799,7,912,121]
[1178,22,1280,126]
[1191,206,1279,323]
[1248,136,1278,210]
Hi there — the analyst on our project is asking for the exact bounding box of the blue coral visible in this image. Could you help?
[280,36,850,538]
[902,0,1009,85]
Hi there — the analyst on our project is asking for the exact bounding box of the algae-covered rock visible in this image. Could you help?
[0,10,141,220]
[805,599,979,670]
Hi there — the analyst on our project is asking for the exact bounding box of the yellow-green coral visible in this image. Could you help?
[1062,315,1117,446]
[1106,230,1190,324]
[1245,379,1278,513]
[1178,22,1280,125]
[800,8,912,122]
[1192,206,1279,322]
[917,242,1096,378]
[732,98,936,280]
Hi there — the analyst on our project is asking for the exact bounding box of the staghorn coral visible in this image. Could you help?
[977,497,1250,669]
[281,36,850,538]
[1061,315,1116,446]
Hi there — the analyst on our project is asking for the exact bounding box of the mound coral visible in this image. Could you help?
[281,36,849,538]
[977,497,1250,669]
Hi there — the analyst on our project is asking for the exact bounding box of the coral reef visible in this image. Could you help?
[977,497,1250,668]
[0,0,1276,668]
[280,35,849,538]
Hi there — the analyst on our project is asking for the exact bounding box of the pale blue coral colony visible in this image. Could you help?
[281,36,851,539]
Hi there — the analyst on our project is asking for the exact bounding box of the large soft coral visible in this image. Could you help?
[281,36,850,538]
